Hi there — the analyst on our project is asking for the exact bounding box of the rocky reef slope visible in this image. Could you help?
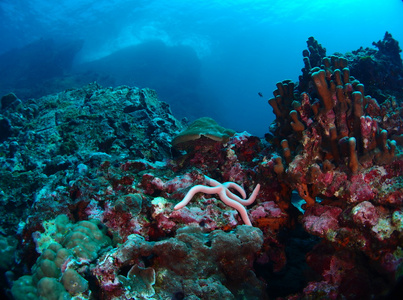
[0,33,402,299]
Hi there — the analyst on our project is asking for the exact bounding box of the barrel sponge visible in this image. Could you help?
[172,117,236,147]
[62,220,111,261]
[37,277,71,300]
[11,275,38,300]
[61,269,88,295]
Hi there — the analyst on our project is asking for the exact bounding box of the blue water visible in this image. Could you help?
[1,0,402,136]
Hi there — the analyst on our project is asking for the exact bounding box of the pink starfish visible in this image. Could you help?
[174,175,260,226]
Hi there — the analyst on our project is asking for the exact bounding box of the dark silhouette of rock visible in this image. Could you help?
[0,38,83,98]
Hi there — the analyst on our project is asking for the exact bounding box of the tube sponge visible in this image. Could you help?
[312,69,334,112]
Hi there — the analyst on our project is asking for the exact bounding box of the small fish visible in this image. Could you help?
[258,92,264,98]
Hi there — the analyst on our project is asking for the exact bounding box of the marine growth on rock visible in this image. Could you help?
[0,33,402,300]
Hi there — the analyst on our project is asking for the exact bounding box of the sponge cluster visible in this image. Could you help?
[12,215,111,300]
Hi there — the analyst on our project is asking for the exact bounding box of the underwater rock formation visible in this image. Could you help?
[0,38,84,100]
[92,225,265,299]
[0,83,184,235]
[348,32,403,102]
[1,33,402,299]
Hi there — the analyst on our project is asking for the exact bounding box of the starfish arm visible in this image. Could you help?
[174,185,222,210]
[204,175,221,187]
[219,190,252,226]
[173,176,259,227]
[227,184,260,206]
[245,183,261,205]
[225,189,246,203]
[223,182,246,199]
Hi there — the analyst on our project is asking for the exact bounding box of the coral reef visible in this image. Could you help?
[11,215,111,299]
[92,225,265,299]
[348,32,403,102]
[267,33,403,298]
[0,83,183,235]
[1,82,286,299]
[1,33,402,300]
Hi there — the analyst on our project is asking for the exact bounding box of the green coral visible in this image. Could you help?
[61,269,88,295]
[11,215,111,300]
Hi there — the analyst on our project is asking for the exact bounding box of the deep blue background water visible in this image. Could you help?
[1,0,402,136]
